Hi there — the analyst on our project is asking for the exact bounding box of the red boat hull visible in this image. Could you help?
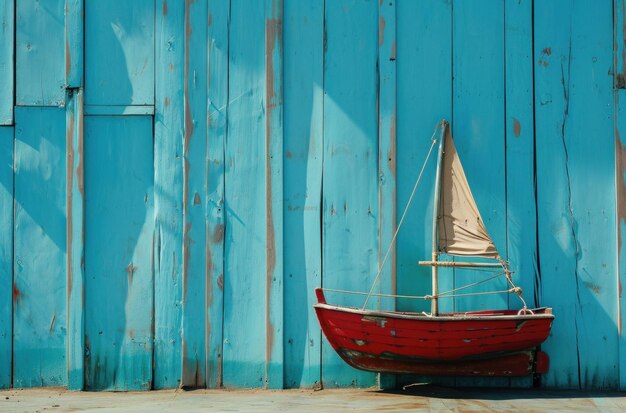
[314,289,554,376]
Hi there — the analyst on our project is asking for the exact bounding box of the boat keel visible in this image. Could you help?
[338,349,549,377]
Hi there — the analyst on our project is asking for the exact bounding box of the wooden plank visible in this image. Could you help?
[153,0,184,390]
[83,115,154,390]
[84,106,155,116]
[13,107,67,387]
[66,89,85,390]
[223,0,267,388]
[85,0,155,106]
[452,0,507,313]
[206,0,229,389]
[535,0,617,389]
[0,0,14,124]
[616,90,626,391]
[0,126,13,388]
[452,0,507,388]
[377,0,396,390]
[283,0,323,389]
[504,0,535,389]
[617,0,626,391]
[16,0,65,106]
[65,0,83,88]
[264,0,284,390]
[395,0,452,315]
[322,0,378,388]
[180,0,208,388]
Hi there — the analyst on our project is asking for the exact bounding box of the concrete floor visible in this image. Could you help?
[1,386,625,413]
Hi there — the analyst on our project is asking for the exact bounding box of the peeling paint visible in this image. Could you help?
[513,118,521,138]
[379,16,385,46]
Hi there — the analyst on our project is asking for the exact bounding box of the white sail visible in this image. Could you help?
[437,128,500,260]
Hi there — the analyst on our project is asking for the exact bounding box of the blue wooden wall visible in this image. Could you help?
[0,0,625,390]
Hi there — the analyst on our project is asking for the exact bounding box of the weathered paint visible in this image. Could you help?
[504,0,535,389]
[395,0,451,315]
[264,0,285,390]
[83,116,154,390]
[223,0,268,388]
[16,0,65,106]
[206,0,229,389]
[0,126,13,388]
[64,0,83,88]
[283,0,323,389]
[617,1,626,391]
[535,0,617,389]
[322,0,378,388]
[154,0,184,390]
[1,0,626,391]
[13,107,67,387]
[65,89,84,391]
[84,0,155,106]
[180,0,208,389]
[0,0,14,124]
[377,0,397,390]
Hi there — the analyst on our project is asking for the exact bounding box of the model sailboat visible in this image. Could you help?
[314,120,554,377]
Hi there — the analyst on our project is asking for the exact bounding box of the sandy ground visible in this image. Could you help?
[1,386,625,413]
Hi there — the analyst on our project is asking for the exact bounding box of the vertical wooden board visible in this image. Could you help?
[181,0,207,388]
[505,0,536,312]
[154,0,184,390]
[85,0,155,106]
[452,0,507,312]
[377,0,396,390]
[535,0,617,389]
[0,126,13,388]
[13,107,67,387]
[395,0,452,315]
[66,90,85,390]
[65,0,84,88]
[283,0,323,389]
[322,0,378,388]
[223,0,267,388]
[378,0,396,309]
[0,0,14,124]
[84,116,154,391]
[264,0,284,389]
[16,0,65,107]
[617,1,626,391]
[615,90,626,391]
[504,0,535,389]
[206,0,229,389]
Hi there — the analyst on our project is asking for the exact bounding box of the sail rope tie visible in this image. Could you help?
[361,123,441,311]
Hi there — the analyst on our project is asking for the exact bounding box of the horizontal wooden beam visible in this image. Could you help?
[418,261,502,268]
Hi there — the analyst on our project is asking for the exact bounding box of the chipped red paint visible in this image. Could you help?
[12,284,21,303]
[162,0,168,16]
[314,289,553,376]
[513,117,521,137]
[542,47,552,55]
[379,16,385,46]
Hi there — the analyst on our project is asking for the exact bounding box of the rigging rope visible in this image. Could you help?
[361,124,441,310]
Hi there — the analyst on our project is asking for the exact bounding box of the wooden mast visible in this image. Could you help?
[431,120,448,316]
